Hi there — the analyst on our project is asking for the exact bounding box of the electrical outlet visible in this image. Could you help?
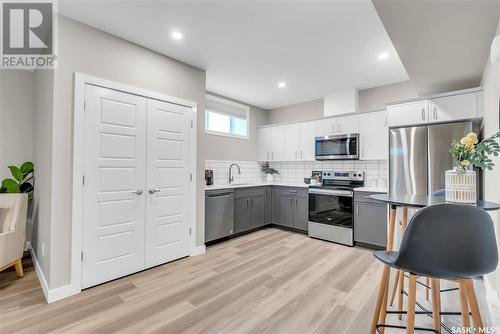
[42,243,45,257]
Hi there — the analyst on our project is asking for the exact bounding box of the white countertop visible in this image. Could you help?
[354,187,388,193]
[205,182,311,191]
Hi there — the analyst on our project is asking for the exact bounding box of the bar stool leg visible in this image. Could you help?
[430,278,441,333]
[370,265,391,334]
[397,270,405,320]
[426,277,430,301]
[463,279,484,330]
[389,269,400,306]
[406,274,417,334]
[458,280,471,329]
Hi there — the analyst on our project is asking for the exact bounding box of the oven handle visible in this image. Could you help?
[308,188,353,197]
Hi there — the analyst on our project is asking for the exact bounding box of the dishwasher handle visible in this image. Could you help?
[208,192,234,198]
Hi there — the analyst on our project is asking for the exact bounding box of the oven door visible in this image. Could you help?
[315,134,359,160]
[308,188,353,228]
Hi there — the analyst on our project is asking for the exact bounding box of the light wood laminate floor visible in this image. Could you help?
[0,228,487,333]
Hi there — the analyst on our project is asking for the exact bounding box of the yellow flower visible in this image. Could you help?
[460,160,470,166]
[467,132,479,144]
[460,136,474,146]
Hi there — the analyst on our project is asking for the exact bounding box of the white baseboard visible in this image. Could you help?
[190,245,206,256]
[28,245,81,304]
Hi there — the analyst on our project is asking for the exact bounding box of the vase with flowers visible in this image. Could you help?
[446,131,500,203]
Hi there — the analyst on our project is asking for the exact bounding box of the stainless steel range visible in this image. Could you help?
[308,171,364,246]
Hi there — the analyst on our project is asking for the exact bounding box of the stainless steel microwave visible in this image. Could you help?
[315,133,359,160]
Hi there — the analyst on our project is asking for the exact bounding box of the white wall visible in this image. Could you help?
[481,19,500,299]
[204,92,268,161]
[40,15,206,289]
[0,70,35,180]
[267,98,323,124]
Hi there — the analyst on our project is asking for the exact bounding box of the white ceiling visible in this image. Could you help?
[59,0,409,109]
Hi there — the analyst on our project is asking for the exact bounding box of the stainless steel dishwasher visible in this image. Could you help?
[205,190,235,242]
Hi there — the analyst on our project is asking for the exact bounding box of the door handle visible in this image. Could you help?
[356,205,359,215]
[148,189,160,194]
[246,199,249,208]
[251,198,254,207]
[421,108,425,121]
[294,198,298,207]
[433,107,437,120]
[133,190,143,195]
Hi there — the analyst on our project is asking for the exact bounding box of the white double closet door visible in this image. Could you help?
[82,84,191,289]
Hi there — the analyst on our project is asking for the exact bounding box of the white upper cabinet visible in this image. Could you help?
[387,100,429,127]
[257,127,272,161]
[388,90,482,127]
[315,115,359,136]
[359,111,388,160]
[271,125,287,161]
[285,124,300,160]
[315,118,336,137]
[298,121,316,160]
[428,92,478,123]
[335,115,359,134]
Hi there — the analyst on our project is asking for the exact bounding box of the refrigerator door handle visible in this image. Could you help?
[421,108,426,121]
[433,107,438,120]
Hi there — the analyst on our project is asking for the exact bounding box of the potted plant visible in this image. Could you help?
[446,132,500,203]
[260,162,279,182]
[0,162,34,195]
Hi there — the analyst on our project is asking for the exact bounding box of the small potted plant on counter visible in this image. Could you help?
[260,162,279,182]
[446,132,500,203]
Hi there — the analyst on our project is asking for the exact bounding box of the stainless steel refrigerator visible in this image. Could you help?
[389,122,476,196]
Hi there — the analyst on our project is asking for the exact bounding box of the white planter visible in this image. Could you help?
[445,169,477,203]
[266,174,273,182]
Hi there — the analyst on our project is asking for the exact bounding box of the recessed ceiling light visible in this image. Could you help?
[171,31,183,40]
[378,52,389,60]
[278,81,286,88]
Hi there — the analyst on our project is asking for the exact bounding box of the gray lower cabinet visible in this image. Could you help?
[234,187,267,234]
[354,191,387,248]
[276,187,308,231]
[234,197,250,233]
[264,187,272,224]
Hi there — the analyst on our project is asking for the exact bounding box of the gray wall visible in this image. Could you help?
[480,19,500,297]
[46,16,206,288]
[267,98,323,124]
[31,70,55,283]
[205,92,268,161]
[358,81,418,113]
[0,70,35,180]
[266,81,418,124]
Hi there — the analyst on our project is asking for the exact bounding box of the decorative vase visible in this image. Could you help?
[445,169,476,203]
[266,174,273,182]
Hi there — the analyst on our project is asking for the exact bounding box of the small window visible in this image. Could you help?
[205,95,249,139]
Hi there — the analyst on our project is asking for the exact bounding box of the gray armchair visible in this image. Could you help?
[0,193,28,277]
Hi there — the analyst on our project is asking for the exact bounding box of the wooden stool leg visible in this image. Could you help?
[370,265,391,334]
[398,270,405,320]
[378,286,389,334]
[464,279,484,330]
[458,280,471,329]
[430,278,441,333]
[425,276,430,301]
[14,259,23,278]
[406,274,417,334]
[390,269,400,306]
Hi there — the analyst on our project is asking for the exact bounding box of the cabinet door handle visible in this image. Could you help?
[421,108,426,121]
[251,198,254,207]
[271,152,274,160]
[295,198,298,207]
[356,205,359,215]
[433,107,438,120]
[246,199,249,208]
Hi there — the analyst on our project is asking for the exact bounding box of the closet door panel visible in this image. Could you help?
[145,99,191,268]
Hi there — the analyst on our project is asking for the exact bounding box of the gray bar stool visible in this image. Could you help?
[373,203,498,333]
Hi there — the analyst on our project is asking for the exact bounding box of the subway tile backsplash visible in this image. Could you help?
[205,159,388,188]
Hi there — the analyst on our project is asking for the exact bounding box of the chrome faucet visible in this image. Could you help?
[228,163,241,184]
